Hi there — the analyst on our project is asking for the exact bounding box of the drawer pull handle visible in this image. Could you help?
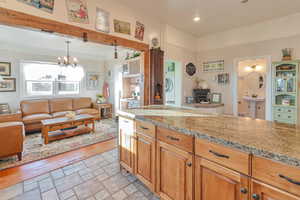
[252,194,260,200]
[166,135,180,141]
[209,150,230,159]
[279,174,300,186]
[140,126,149,130]
[186,162,192,167]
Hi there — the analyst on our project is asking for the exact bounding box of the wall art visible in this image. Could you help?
[0,62,11,76]
[203,60,224,72]
[95,7,110,33]
[0,78,16,92]
[114,19,131,35]
[86,72,100,90]
[17,0,54,13]
[135,21,145,41]
[186,62,196,76]
[66,0,89,24]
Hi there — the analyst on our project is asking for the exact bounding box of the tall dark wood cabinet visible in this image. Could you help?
[150,48,164,105]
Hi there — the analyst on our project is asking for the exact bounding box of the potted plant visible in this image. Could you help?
[96,94,106,104]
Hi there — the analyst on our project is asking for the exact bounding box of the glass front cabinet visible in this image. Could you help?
[272,61,299,124]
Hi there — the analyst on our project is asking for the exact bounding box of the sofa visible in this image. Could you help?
[20,97,100,133]
[0,112,24,161]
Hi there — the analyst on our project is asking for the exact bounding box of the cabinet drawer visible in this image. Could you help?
[119,117,135,136]
[195,139,250,175]
[136,120,156,138]
[157,126,194,153]
[274,113,296,123]
[253,156,300,197]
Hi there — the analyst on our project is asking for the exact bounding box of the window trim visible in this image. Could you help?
[20,60,82,99]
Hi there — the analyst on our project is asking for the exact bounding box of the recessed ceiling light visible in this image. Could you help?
[193,17,201,22]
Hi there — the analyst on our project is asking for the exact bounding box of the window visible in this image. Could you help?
[22,62,84,97]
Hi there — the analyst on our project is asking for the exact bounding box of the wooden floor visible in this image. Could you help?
[0,138,117,190]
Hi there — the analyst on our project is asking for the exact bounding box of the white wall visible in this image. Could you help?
[0,0,163,46]
[164,25,199,105]
[197,12,300,52]
[0,49,105,112]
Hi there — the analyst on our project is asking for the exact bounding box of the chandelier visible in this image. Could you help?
[58,41,78,67]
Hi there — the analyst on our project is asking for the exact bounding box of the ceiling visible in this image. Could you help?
[0,25,128,60]
[116,0,300,37]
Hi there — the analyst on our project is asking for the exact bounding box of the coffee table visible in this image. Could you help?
[41,114,95,144]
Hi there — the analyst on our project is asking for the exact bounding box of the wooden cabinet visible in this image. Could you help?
[135,133,156,192]
[195,139,250,175]
[195,157,249,200]
[119,117,135,173]
[156,141,193,200]
[150,48,164,105]
[251,180,300,200]
[252,156,300,197]
[118,117,300,200]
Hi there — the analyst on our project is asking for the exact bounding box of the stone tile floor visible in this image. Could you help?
[0,149,160,200]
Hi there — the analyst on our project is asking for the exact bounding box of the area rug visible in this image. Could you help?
[0,119,117,171]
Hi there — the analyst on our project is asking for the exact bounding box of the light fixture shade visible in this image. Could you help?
[58,41,79,67]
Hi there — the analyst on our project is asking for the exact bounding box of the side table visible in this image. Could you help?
[95,103,113,120]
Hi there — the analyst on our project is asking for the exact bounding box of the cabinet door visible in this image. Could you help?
[135,133,156,192]
[119,118,134,173]
[195,157,249,200]
[156,141,193,200]
[251,180,300,200]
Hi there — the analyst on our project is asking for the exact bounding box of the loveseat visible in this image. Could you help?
[0,112,24,160]
[20,97,99,133]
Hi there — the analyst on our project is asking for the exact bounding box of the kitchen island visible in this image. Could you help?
[118,106,300,200]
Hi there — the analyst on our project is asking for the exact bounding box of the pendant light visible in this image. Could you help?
[58,41,78,67]
[114,40,118,59]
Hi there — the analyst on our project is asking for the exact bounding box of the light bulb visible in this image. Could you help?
[193,17,201,22]
[245,66,252,71]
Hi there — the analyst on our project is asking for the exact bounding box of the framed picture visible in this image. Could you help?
[211,93,222,104]
[17,0,54,13]
[203,60,224,72]
[114,19,131,35]
[0,62,11,76]
[135,21,145,41]
[0,78,16,92]
[0,103,11,114]
[86,72,100,90]
[66,0,89,24]
[95,7,110,33]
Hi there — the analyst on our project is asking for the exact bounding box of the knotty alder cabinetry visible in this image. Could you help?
[156,140,193,200]
[195,157,249,200]
[135,121,156,192]
[118,117,300,200]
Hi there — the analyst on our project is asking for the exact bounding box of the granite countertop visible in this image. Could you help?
[118,106,300,169]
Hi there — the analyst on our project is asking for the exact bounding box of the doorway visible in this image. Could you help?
[233,56,272,120]
[164,60,182,106]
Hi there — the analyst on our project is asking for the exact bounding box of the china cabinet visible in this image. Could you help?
[272,61,299,124]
